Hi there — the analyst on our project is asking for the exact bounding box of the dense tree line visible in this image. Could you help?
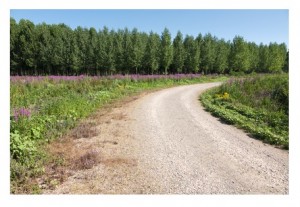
[10,18,288,75]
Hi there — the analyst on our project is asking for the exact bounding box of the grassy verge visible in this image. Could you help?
[10,74,228,193]
[200,74,288,149]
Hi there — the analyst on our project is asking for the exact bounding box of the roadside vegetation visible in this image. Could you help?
[10,74,227,194]
[200,74,288,149]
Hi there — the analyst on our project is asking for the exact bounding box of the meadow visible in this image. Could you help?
[10,74,227,193]
[200,74,289,149]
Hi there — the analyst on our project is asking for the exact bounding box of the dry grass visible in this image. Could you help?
[41,91,148,192]
[102,140,118,145]
[71,121,98,139]
[111,113,127,120]
[41,138,101,190]
[101,158,137,167]
[73,150,101,170]
[41,119,101,190]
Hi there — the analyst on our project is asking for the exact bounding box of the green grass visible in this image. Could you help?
[200,74,288,149]
[10,74,228,193]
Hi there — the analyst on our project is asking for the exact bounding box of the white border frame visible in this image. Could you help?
[1,1,299,207]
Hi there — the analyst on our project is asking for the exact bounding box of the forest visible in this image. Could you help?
[10,18,289,76]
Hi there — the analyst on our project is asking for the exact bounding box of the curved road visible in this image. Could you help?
[49,83,288,194]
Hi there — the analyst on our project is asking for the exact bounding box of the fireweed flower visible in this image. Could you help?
[13,107,31,121]
[10,74,203,83]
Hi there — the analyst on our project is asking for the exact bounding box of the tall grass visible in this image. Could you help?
[200,74,288,149]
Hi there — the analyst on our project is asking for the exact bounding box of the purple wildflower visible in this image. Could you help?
[13,107,31,122]
[10,73,203,83]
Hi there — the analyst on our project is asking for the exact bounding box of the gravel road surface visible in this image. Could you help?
[48,83,288,194]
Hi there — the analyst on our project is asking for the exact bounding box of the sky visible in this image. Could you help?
[10,9,288,47]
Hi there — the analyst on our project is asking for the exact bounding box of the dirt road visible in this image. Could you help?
[47,83,288,194]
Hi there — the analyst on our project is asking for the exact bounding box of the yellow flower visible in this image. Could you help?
[223,92,229,99]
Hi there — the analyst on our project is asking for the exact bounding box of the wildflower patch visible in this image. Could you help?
[200,74,288,149]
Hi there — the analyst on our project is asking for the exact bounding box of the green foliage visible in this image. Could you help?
[200,74,289,149]
[10,130,37,163]
[10,18,288,75]
[183,35,200,73]
[200,33,217,74]
[258,44,270,72]
[172,31,185,73]
[160,28,173,74]
[268,43,287,73]
[230,36,250,72]
[213,39,230,74]
[247,42,259,72]
[128,28,144,74]
[283,51,289,72]
[144,31,160,74]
